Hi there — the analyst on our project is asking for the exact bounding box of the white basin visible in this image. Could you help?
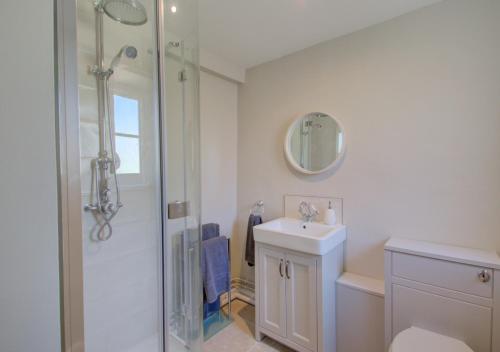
[253,217,346,255]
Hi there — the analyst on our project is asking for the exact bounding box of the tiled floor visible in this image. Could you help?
[203,300,293,352]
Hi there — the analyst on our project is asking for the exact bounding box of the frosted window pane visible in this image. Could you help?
[116,136,140,174]
[114,95,139,135]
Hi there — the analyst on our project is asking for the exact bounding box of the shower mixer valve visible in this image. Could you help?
[85,155,123,241]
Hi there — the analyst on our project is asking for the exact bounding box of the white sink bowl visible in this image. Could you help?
[253,217,346,255]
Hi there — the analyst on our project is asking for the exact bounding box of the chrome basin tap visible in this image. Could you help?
[298,201,319,223]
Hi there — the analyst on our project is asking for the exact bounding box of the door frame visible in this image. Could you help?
[55,0,169,351]
[54,0,85,351]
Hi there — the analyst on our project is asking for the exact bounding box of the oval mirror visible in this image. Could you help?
[284,112,345,174]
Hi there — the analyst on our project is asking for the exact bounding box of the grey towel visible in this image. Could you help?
[245,214,263,267]
[202,236,230,303]
[202,223,220,241]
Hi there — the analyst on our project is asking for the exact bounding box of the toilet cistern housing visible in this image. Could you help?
[384,237,500,352]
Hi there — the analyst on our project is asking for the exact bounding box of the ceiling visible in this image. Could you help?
[199,0,442,69]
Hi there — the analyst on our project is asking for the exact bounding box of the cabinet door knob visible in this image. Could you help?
[478,270,491,283]
[279,259,284,278]
[285,260,291,279]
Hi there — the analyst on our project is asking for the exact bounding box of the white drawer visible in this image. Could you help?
[392,252,493,298]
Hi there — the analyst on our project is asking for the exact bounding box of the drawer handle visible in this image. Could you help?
[279,259,284,278]
[478,270,491,283]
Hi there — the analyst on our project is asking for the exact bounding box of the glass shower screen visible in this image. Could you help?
[76,0,201,351]
[163,0,203,351]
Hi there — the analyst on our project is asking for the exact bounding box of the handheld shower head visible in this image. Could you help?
[109,45,138,72]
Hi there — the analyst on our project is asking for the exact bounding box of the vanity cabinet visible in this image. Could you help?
[256,242,344,352]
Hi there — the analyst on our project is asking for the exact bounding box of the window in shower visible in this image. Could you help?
[114,94,141,174]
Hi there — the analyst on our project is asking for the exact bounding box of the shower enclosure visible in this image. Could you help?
[70,0,202,351]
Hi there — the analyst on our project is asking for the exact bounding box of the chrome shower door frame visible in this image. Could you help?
[55,0,85,350]
[55,0,201,351]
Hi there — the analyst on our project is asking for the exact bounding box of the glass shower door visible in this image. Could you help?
[78,0,167,350]
[76,0,202,351]
[162,0,202,350]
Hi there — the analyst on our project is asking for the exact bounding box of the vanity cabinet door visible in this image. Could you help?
[258,247,287,337]
[285,252,318,351]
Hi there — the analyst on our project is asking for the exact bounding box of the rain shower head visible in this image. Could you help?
[101,0,147,26]
[109,45,138,71]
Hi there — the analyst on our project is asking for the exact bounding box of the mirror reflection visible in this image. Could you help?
[287,113,344,174]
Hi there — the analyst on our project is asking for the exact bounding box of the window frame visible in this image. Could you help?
[111,87,147,188]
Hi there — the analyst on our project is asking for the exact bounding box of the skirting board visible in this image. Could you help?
[220,277,255,306]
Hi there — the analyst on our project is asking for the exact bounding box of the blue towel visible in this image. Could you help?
[245,214,262,267]
[202,236,230,304]
[203,299,220,320]
[202,223,220,241]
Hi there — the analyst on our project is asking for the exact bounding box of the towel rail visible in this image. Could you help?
[227,237,231,314]
[251,200,264,216]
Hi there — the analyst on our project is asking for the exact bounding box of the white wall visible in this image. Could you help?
[0,1,61,351]
[200,71,238,240]
[236,0,500,282]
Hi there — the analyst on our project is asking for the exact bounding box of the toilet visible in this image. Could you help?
[389,327,473,352]
[384,237,500,352]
